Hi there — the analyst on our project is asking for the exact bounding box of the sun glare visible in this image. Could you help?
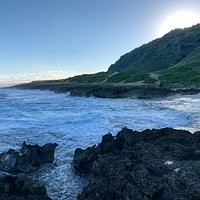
[158,10,200,37]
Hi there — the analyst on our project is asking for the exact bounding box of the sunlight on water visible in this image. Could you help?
[0,88,199,199]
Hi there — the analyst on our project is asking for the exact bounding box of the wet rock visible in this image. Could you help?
[74,128,200,200]
[74,145,100,173]
[0,142,58,173]
[0,175,51,200]
[73,133,116,173]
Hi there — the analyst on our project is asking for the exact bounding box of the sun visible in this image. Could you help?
[158,10,200,37]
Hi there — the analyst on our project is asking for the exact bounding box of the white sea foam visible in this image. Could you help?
[0,88,199,199]
[164,161,173,165]
[174,168,180,172]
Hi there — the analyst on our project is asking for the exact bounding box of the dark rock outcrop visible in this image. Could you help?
[0,142,58,173]
[12,82,200,99]
[13,82,177,99]
[74,128,200,200]
[0,174,51,199]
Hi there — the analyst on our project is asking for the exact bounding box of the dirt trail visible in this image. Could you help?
[149,73,160,84]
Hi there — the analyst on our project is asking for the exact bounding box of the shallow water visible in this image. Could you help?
[0,88,199,199]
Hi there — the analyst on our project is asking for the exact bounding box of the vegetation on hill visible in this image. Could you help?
[66,72,108,83]
[159,46,200,84]
[108,24,200,73]
[31,24,200,86]
[64,24,200,85]
[65,69,155,84]
[106,68,150,83]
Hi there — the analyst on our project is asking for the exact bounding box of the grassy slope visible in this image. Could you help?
[65,69,157,84]
[159,47,200,84]
[106,68,150,83]
[66,72,108,83]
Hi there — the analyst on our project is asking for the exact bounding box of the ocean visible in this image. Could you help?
[0,88,199,199]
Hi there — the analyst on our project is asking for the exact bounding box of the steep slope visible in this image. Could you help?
[159,46,200,84]
[108,24,200,73]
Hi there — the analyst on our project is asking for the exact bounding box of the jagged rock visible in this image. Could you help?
[74,145,100,173]
[0,142,58,173]
[74,128,200,200]
[0,175,51,199]
[73,133,115,173]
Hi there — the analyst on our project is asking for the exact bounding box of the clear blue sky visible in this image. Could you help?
[0,0,200,83]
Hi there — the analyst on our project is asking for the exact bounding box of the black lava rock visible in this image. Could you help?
[74,128,200,200]
[0,175,51,200]
[0,142,58,173]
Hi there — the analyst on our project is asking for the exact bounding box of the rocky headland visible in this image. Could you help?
[74,127,200,200]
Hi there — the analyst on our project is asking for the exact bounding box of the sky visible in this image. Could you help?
[0,0,200,85]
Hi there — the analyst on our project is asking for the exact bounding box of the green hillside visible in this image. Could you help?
[159,46,200,84]
[108,24,200,73]
[60,24,200,85]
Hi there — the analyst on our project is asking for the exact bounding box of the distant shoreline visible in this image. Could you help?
[9,82,200,99]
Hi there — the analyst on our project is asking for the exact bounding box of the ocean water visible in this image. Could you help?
[0,88,199,199]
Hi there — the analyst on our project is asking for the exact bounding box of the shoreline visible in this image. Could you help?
[10,82,200,99]
[167,92,200,100]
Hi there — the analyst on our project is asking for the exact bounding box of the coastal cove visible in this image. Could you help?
[0,88,200,199]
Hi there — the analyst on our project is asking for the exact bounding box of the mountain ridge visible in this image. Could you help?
[64,23,200,85]
[108,24,200,73]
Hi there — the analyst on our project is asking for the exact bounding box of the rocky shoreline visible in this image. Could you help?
[74,127,200,200]
[1,128,200,199]
[11,82,200,99]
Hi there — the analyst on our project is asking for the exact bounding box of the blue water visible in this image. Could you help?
[0,88,199,200]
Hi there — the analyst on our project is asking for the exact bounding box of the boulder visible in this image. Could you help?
[0,142,58,173]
